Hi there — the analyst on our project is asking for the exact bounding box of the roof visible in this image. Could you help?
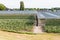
[0,11,37,15]
[37,11,60,19]
[0,11,60,19]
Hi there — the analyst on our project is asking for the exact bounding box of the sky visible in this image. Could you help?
[0,0,60,9]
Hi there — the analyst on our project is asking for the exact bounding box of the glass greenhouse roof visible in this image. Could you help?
[37,11,60,19]
[0,11,60,19]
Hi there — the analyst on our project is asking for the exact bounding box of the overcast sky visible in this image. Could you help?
[0,0,60,9]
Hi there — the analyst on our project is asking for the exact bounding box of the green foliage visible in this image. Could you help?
[0,3,6,10]
[0,14,35,19]
[33,8,36,10]
[51,9,54,12]
[25,8,34,10]
[44,19,60,33]
[0,15,35,33]
[37,8,40,10]
[51,8,60,10]
[20,1,24,10]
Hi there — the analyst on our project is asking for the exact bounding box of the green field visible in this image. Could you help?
[44,19,60,33]
[0,14,35,33]
[0,14,60,33]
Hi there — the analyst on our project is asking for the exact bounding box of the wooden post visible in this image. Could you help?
[36,15,38,26]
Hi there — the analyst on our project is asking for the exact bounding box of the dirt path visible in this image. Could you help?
[33,18,45,33]
[33,26,43,33]
[0,31,60,40]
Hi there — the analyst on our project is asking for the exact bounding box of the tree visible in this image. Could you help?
[33,8,36,10]
[37,8,40,10]
[0,3,6,10]
[20,1,24,10]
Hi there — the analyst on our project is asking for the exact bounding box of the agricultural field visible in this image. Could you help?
[44,19,60,33]
[0,14,35,33]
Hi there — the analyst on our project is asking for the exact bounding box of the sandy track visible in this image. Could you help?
[0,31,60,40]
[33,26,43,33]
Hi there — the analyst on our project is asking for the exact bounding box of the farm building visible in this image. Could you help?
[0,11,60,33]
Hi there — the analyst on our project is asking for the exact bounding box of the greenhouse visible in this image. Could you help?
[0,11,60,33]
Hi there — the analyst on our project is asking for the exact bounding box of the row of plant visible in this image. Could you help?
[0,14,35,19]
[0,15,35,33]
[44,19,60,33]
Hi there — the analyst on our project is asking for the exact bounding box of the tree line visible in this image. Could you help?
[0,1,60,11]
